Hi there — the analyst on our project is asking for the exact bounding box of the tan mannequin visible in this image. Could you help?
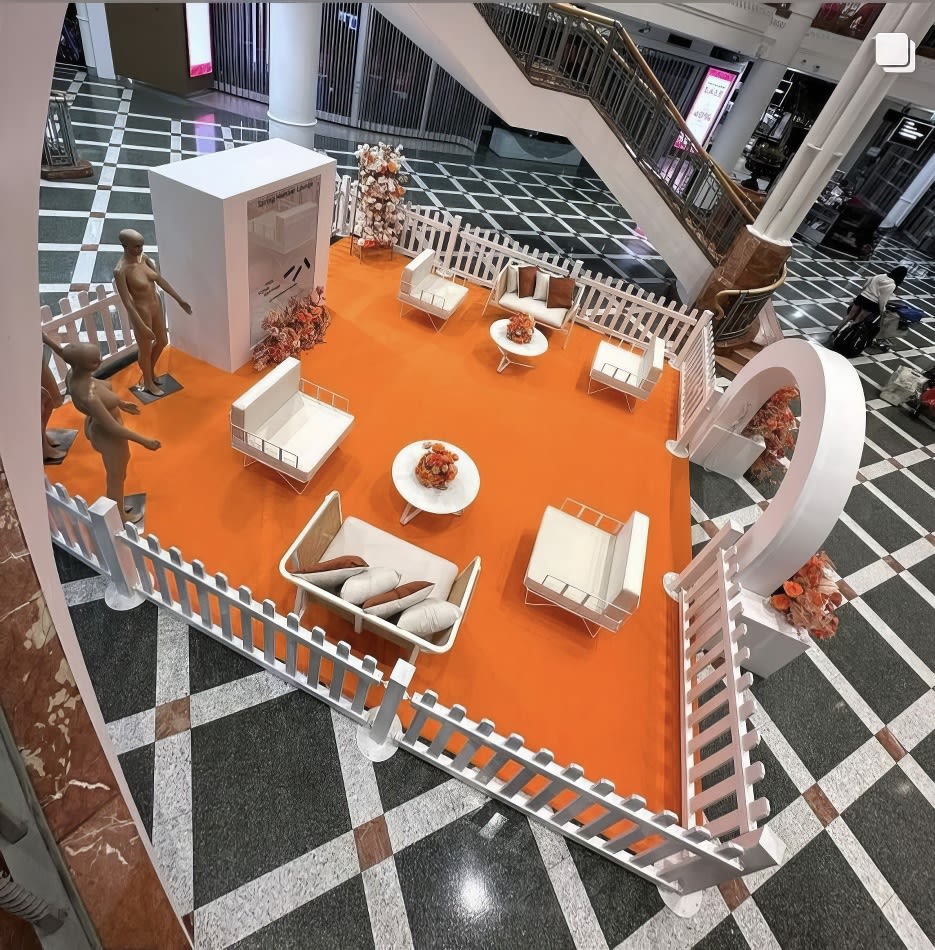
[41,332,67,462]
[113,228,192,397]
[63,342,160,523]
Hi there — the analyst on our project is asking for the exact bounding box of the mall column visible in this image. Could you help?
[267,2,322,148]
[709,3,820,174]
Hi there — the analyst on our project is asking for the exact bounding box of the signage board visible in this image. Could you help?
[675,67,738,151]
[185,3,213,78]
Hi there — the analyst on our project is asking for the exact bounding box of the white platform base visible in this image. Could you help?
[665,439,690,459]
[104,583,145,611]
[693,425,766,480]
[738,589,813,678]
[356,714,402,762]
[659,885,704,917]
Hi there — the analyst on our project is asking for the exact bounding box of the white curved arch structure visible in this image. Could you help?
[696,339,866,597]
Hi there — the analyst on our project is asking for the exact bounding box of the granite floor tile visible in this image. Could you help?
[749,737,800,822]
[844,767,935,940]
[691,915,751,950]
[187,627,260,694]
[191,690,351,907]
[818,519,880,578]
[38,214,91,245]
[864,414,916,458]
[689,465,756,520]
[910,728,935,782]
[871,470,935,533]
[372,748,451,814]
[817,603,928,723]
[119,742,155,839]
[754,831,904,948]
[112,167,153,188]
[38,185,96,212]
[100,218,158,247]
[844,484,921,552]
[229,875,375,950]
[70,598,158,721]
[878,404,935,446]
[565,836,665,946]
[909,457,935,490]
[73,123,114,143]
[53,544,99,582]
[38,250,80,284]
[751,655,870,780]
[860,575,935,670]
[395,801,574,950]
[105,190,155,215]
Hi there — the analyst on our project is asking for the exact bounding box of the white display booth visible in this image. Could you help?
[149,138,337,373]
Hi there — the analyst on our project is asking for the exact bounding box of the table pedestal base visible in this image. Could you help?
[400,502,464,525]
[496,350,535,374]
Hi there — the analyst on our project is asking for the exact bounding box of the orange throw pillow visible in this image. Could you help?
[517,266,538,299]
[297,555,366,574]
[547,277,575,309]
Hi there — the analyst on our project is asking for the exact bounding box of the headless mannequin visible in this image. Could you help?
[41,332,66,462]
[113,228,192,397]
[63,342,161,523]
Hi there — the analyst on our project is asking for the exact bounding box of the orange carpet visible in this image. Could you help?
[50,240,691,816]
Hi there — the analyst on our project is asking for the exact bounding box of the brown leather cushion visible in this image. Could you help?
[517,266,538,299]
[547,276,576,310]
[362,580,434,619]
[363,581,432,609]
[297,555,366,574]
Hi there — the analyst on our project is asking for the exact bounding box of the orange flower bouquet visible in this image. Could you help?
[743,386,799,483]
[414,442,459,490]
[769,551,843,639]
[505,313,534,345]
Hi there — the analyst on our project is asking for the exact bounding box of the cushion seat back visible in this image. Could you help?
[231,357,301,435]
[400,249,436,296]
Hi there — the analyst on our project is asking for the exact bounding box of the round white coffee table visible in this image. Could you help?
[391,441,480,525]
[489,319,549,373]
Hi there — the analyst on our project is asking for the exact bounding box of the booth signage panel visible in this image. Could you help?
[675,67,738,151]
[185,3,213,78]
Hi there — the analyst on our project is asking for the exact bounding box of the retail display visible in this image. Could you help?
[63,342,160,523]
[483,263,581,348]
[588,335,666,410]
[397,249,469,330]
[113,228,192,398]
[279,491,481,664]
[524,501,650,636]
[229,356,354,493]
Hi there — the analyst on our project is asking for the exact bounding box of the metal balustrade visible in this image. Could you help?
[475,2,756,264]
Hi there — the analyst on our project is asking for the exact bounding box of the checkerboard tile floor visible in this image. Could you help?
[47,66,935,948]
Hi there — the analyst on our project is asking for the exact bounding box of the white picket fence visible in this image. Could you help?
[44,479,781,897]
[393,203,709,360]
[667,312,719,458]
[40,286,136,393]
[332,173,356,238]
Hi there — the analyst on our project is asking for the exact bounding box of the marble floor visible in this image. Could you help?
[45,66,935,949]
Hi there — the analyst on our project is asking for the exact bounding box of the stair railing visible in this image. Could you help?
[476,2,756,263]
[712,265,788,345]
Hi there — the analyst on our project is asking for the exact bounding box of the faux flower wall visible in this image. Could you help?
[354,142,408,248]
[253,287,330,371]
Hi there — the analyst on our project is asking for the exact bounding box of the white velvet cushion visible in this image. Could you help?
[533,270,550,301]
[340,568,401,606]
[605,512,649,615]
[363,582,434,618]
[497,292,569,328]
[397,598,462,636]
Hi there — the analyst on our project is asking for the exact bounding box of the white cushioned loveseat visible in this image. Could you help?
[398,249,469,330]
[484,262,582,348]
[230,357,354,493]
[524,498,649,636]
[280,491,481,664]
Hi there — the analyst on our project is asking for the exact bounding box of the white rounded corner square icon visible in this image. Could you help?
[876,33,916,73]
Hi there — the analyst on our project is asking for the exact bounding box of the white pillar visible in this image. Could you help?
[267,2,322,149]
[756,2,935,241]
[882,150,935,227]
[710,4,820,171]
[77,3,115,80]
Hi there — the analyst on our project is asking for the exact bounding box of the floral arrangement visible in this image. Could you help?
[414,441,459,490]
[354,142,408,249]
[743,386,799,482]
[253,287,330,371]
[505,313,534,345]
[769,551,843,639]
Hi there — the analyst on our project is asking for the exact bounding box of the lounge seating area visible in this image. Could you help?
[280,491,481,664]
[589,335,666,410]
[398,248,469,330]
[483,261,582,348]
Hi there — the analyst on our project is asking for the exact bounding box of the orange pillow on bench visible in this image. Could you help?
[547,277,576,309]
[517,266,538,299]
[363,581,434,619]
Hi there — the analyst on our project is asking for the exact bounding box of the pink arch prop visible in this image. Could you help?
[700,339,866,597]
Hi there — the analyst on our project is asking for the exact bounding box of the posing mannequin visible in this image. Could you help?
[113,228,192,397]
[41,331,66,462]
[63,342,160,523]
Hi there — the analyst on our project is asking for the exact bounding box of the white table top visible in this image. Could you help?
[490,319,549,358]
[392,441,480,515]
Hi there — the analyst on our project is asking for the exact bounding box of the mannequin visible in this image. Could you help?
[63,342,160,523]
[113,228,192,397]
[41,331,66,462]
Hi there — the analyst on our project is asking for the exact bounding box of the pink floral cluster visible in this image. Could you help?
[354,142,408,249]
[253,287,330,371]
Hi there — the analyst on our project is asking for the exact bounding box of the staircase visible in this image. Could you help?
[375,2,756,299]
[714,299,785,378]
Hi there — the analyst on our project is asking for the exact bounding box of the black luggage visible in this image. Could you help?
[828,316,878,358]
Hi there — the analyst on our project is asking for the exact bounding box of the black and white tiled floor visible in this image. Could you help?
[46,66,935,948]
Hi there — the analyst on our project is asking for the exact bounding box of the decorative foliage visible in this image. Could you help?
[354,142,408,249]
[769,551,843,639]
[414,441,459,490]
[505,313,534,345]
[253,287,330,371]
[743,386,799,483]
